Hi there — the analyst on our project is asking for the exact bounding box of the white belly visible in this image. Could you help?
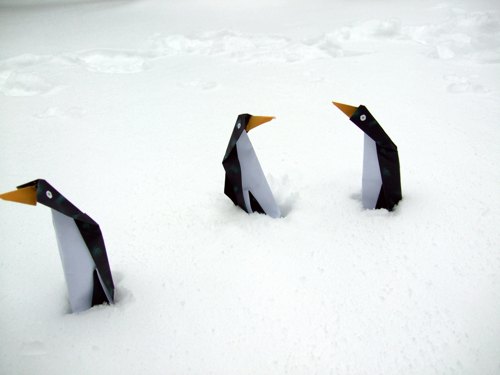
[51,209,96,313]
[362,134,383,209]
[236,131,281,218]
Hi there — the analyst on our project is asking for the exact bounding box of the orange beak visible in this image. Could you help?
[332,101,357,118]
[0,185,37,206]
[246,116,275,132]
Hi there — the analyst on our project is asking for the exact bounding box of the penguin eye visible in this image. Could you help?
[46,190,53,199]
[360,114,367,122]
[236,122,241,129]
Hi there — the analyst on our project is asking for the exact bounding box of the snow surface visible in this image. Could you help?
[1,0,499,374]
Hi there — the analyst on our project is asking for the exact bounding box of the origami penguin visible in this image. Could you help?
[333,102,402,211]
[222,114,281,218]
[0,179,114,313]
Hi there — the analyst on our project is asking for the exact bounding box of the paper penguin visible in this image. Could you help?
[0,179,114,313]
[333,102,402,211]
[222,114,281,218]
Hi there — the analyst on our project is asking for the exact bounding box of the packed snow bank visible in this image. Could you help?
[409,9,500,62]
[0,1,499,374]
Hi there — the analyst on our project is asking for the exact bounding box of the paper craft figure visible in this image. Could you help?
[333,102,402,211]
[222,114,281,218]
[0,179,114,313]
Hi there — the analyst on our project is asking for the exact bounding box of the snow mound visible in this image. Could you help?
[326,18,405,43]
[409,10,500,62]
[0,71,54,96]
[72,50,149,74]
[148,31,344,62]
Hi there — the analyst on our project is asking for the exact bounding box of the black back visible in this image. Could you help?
[222,114,252,213]
[349,106,402,210]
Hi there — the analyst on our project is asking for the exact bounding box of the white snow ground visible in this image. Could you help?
[1,0,499,374]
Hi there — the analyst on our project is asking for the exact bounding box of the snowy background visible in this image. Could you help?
[1,0,499,374]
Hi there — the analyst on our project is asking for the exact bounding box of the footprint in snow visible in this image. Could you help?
[0,71,55,97]
[178,80,218,90]
[35,106,87,119]
[444,74,488,94]
[75,50,148,74]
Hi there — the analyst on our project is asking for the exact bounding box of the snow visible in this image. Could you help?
[1,0,499,374]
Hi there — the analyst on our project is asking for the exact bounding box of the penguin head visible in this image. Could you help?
[0,179,66,210]
[233,114,275,138]
[333,101,386,140]
[223,114,275,161]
